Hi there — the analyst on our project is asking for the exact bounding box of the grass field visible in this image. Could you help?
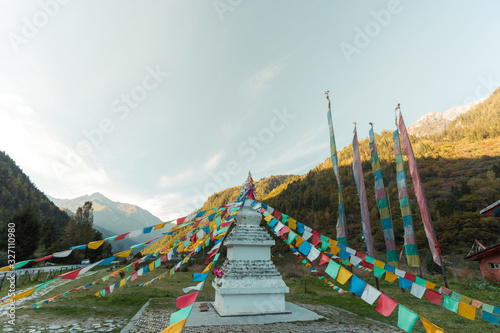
[5,258,500,332]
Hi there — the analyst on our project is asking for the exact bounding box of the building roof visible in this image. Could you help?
[464,243,500,261]
[480,199,500,217]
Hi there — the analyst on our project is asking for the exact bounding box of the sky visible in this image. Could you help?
[0,0,499,221]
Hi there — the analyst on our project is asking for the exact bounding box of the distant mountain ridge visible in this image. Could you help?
[408,98,485,137]
[48,192,168,241]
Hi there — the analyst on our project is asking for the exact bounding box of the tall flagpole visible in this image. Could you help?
[352,123,375,258]
[398,106,448,288]
[325,91,349,246]
[368,123,399,267]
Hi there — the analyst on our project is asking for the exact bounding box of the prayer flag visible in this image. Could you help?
[361,284,381,305]
[420,317,444,333]
[176,292,199,309]
[352,128,375,257]
[375,293,398,317]
[326,102,348,246]
[397,304,419,332]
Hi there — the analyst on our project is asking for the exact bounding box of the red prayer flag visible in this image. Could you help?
[356,252,367,260]
[36,255,53,262]
[404,272,416,282]
[425,289,442,306]
[441,287,452,296]
[220,221,232,228]
[114,232,130,241]
[177,217,187,225]
[362,260,374,270]
[273,210,282,221]
[375,293,398,317]
[58,269,83,280]
[319,253,330,266]
[176,291,199,308]
[311,235,321,246]
[279,226,291,235]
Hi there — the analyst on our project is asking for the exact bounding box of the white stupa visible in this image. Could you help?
[212,174,289,316]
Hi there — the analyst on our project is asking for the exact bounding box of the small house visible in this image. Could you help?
[464,241,500,281]
[463,200,500,281]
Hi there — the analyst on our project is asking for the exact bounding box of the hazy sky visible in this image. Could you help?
[1,0,499,221]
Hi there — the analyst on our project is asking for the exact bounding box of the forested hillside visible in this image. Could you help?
[199,174,297,210]
[0,151,111,264]
[201,88,500,260]
[0,151,70,230]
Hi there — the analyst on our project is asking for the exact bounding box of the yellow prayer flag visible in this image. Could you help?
[155,222,166,230]
[396,161,403,173]
[288,218,297,229]
[401,205,410,217]
[87,240,104,249]
[116,249,133,257]
[330,245,340,255]
[295,236,304,247]
[461,295,472,305]
[336,267,353,285]
[374,260,385,268]
[425,281,436,290]
[458,302,476,320]
[160,319,187,333]
[149,262,155,271]
[385,271,398,283]
[379,207,390,220]
[202,262,213,273]
[3,287,36,304]
[0,266,12,272]
[305,263,311,268]
[119,278,126,287]
[329,239,338,246]
[264,214,274,222]
[420,316,444,333]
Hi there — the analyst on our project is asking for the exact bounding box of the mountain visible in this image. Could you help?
[200,88,500,259]
[0,151,71,231]
[48,193,169,247]
[408,98,485,137]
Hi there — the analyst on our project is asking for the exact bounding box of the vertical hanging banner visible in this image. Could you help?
[352,126,375,257]
[398,111,442,266]
[326,92,348,246]
[369,125,398,267]
[393,118,420,267]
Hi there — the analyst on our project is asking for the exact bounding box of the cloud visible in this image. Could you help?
[204,151,224,171]
[160,169,195,188]
[243,55,291,98]
[0,92,111,198]
[139,192,197,221]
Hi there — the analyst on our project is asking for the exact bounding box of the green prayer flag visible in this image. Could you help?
[374,266,386,279]
[325,260,341,279]
[443,295,459,313]
[365,256,376,264]
[169,304,194,325]
[287,231,297,244]
[397,304,419,332]
[414,276,426,287]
